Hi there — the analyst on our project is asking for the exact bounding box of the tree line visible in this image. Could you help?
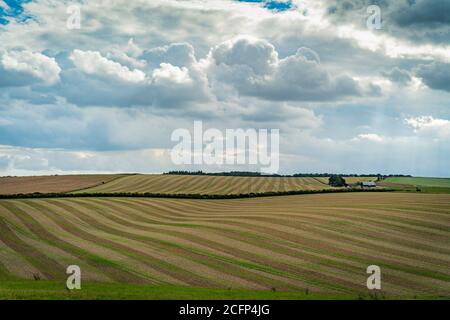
[165,171,411,178]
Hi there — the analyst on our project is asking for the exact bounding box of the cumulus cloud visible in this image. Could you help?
[141,43,197,69]
[208,37,363,101]
[211,37,278,75]
[152,63,192,85]
[405,116,450,139]
[70,50,146,84]
[0,50,61,87]
[52,46,209,108]
[1,36,370,108]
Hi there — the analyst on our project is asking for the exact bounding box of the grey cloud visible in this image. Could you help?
[326,0,450,45]
[0,66,39,87]
[415,61,450,92]
[0,102,182,151]
[141,43,197,68]
[240,103,323,130]
[382,67,412,85]
[2,86,57,105]
[393,0,450,27]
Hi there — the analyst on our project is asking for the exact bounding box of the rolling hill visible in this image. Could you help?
[0,175,123,195]
[0,192,449,299]
[0,174,382,196]
[76,175,341,195]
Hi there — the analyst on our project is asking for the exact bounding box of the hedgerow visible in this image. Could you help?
[0,188,396,200]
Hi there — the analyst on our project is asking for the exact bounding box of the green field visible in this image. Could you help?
[0,280,358,300]
[380,177,450,194]
[1,280,443,300]
[1,192,449,300]
[384,177,450,188]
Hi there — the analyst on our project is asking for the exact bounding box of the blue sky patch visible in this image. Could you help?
[238,0,293,11]
[0,0,31,25]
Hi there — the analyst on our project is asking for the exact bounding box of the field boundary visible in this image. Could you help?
[67,174,136,194]
[0,188,397,200]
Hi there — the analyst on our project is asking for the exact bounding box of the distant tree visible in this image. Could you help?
[329,175,347,187]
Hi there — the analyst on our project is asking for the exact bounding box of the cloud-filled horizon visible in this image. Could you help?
[0,0,449,177]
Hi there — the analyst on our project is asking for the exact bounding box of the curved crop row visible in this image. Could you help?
[77,175,341,195]
[0,192,449,297]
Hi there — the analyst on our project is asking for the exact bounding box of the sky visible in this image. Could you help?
[0,0,449,177]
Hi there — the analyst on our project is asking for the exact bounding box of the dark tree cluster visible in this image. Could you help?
[328,175,347,187]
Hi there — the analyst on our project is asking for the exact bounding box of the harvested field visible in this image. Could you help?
[0,175,124,195]
[0,192,449,298]
[78,175,335,195]
[1,174,381,196]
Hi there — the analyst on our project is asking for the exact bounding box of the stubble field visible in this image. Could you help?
[0,192,449,299]
[0,175,124,195]
[75,174,376,194]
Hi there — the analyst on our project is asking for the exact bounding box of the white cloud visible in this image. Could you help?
[353,133,384,143]
[42,44,213,108]
[0,50,61,86]
[106,51,147,70]
[0,1,9,10]
[405,116,450,139]
[70,50,146,84]
[336,25,450,63]
[152,63,192,85]
[211,37,278,75]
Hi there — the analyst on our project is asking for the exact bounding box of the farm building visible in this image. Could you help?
[361,181,377,187]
